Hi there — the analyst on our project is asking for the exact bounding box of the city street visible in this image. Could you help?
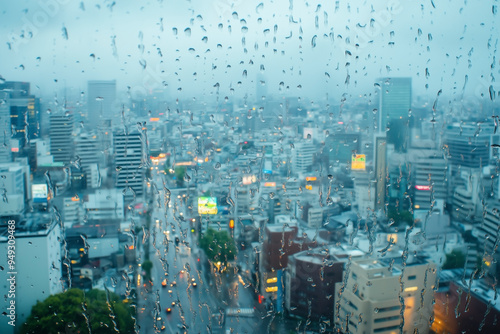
[134,172,301,334]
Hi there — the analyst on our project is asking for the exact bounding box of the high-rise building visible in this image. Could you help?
[75,132,101,187]
[379,77,412,128]
[443,123,497,170]
[0,216,62,333]
[378,78,412,152]
[292,140,315,175]
[335,257,437,334]
[87,80,116,128]
[413,156,448,211]
[0,164,26,217]
[0,93,11,163]
[0,81,41,150]
[114,131,144,202]
[49,113,74,164]
[374,134,387,211]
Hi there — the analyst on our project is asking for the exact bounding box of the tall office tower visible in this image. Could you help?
[335,257,437,334]
[413,156,448,211]
[374,134,387,211]
[292,140,316,175]
[75,132,101,187]
[443,123,496,170]
[378,77,412,152]
[50,113,74,164]
[0,81,41,149]
[0,216,62,334]
[87,80,117,128]
[0,94,11,163]
[114,131,144,203]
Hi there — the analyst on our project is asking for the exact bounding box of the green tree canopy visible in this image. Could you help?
[387,207,413,226]
[200,228,237,264]
[174,166,186,187]
[21,288,135,334]
[443,249,466,270]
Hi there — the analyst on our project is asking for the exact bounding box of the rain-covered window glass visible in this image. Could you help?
[0,1,499,333]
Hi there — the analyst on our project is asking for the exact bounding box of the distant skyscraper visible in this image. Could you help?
[378,77,412,152]
[374,134,387,211]
[50,113,74,163]
[87,80,116,128]
[0,81,41,149]
[379,77,412,126]
[114,131,144,202]
[0,94,11,163]
[75,132,102,185]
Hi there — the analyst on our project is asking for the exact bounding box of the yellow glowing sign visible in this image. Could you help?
[265,286,278,292]
[404,286,418,292]
[264,182,276,187]
[266,277,277,283]
[351,154,366,170]
[198,197,218,215]
[149,117,160,122]
[305,176,317,181]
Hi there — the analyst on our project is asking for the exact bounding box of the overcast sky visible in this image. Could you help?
[0,0,498,104]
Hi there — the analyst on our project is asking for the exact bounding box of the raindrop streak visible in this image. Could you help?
[311,35,317,48]
[61,26,68,40]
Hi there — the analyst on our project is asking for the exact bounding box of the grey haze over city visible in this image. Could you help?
[0,0,498,102]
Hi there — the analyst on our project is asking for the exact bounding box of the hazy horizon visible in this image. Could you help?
[1,0,498,105]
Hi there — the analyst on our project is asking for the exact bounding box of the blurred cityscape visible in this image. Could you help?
[1,77,500,333]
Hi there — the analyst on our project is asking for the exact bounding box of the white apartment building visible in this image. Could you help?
[335,257,437,334]
[0,218,62,333]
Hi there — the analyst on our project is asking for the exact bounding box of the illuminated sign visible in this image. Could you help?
[242,175,257,185]
[32,184,48,203]
[229,219,234,229]
[264,182,276,187]
[11,147,19,152]
[198,197,218,215]
[265,286,278,292]
[149,117,160,122]
[415,185,430,191]
[305,176,317,181]
[305,184,313,190]
[351,154,366,170]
